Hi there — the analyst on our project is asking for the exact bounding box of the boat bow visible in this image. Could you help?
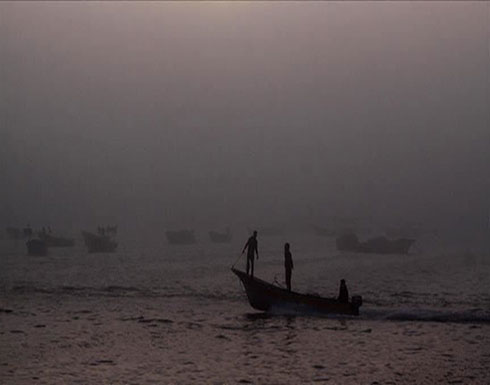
[232,268,362,315]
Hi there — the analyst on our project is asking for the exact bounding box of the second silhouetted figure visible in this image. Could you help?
[338,279,349,303]
[242,230,259,277]
[284,242,294,291]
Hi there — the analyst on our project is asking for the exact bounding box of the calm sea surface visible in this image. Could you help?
[1,231,489,384]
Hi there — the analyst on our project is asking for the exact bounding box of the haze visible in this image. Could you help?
[1,2,489,234]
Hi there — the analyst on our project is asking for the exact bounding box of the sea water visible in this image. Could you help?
[1,231,489,384]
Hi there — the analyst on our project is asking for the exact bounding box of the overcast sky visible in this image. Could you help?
[1,2,489,231]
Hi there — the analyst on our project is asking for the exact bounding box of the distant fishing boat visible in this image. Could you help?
[311,225,336,237]
[336,233,414,255]
[95,225,117,237]
[106,225,118,236]
[231,268,362,316]
[209,228,232,243]
[166,230,196,245]
[248,227,283,237]
[39,233,75,247]
[26,239,48,256]
[82,231,117,253]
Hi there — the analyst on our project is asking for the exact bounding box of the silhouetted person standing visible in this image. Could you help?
[242,230,259,277]
[338,279,349,303]
[284,242,293,291]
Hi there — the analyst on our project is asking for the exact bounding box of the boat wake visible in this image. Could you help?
[362,306,490,324]
[242,305,490,325]
[266,303,360,319]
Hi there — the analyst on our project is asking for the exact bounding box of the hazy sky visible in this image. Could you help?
[1,2,489,231]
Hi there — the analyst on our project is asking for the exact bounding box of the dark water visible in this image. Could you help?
[1,232,489,384]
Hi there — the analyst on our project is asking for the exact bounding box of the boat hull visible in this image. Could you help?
[82,231,117,253]
[232,268,361,316]
[209,231,231,243]
[166,230,196,245]
[336,233,415,254]
[40,234,75,247]
[26,239,48,256]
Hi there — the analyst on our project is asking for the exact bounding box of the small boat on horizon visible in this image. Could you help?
[39,233,75,247]
[336,233,415,255]
[248,227,283,237]
[209,228,232,243]
[82,231,117,253]
[166,229,196,245]
[106,225,118,236]
[26,239,48,256]
[231,268,362,316]
[311,225,336,237]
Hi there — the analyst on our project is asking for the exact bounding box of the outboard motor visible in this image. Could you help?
[351,295,363,308]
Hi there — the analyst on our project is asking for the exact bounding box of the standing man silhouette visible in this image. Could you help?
[338,279,349,303]
[242,230,259,277]
[284,243,294,291]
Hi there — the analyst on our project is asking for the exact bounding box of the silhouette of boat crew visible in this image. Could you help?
[284,242,294,291]
[242,230,259,277]
[338,279,349,303]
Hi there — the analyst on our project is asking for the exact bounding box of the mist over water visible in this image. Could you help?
[1,2,489,232]
[1,2,489,384]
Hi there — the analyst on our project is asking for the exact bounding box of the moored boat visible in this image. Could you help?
[311,225,336,237]
[336,233,415,255]
[209,228,232,243]
[232,268,362,316]
[39,233,75,247]
[106,225,118,236]
[82,231,117,253]
[248,227,283,237]
[26,239,48,256]
[166,230,196,245]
